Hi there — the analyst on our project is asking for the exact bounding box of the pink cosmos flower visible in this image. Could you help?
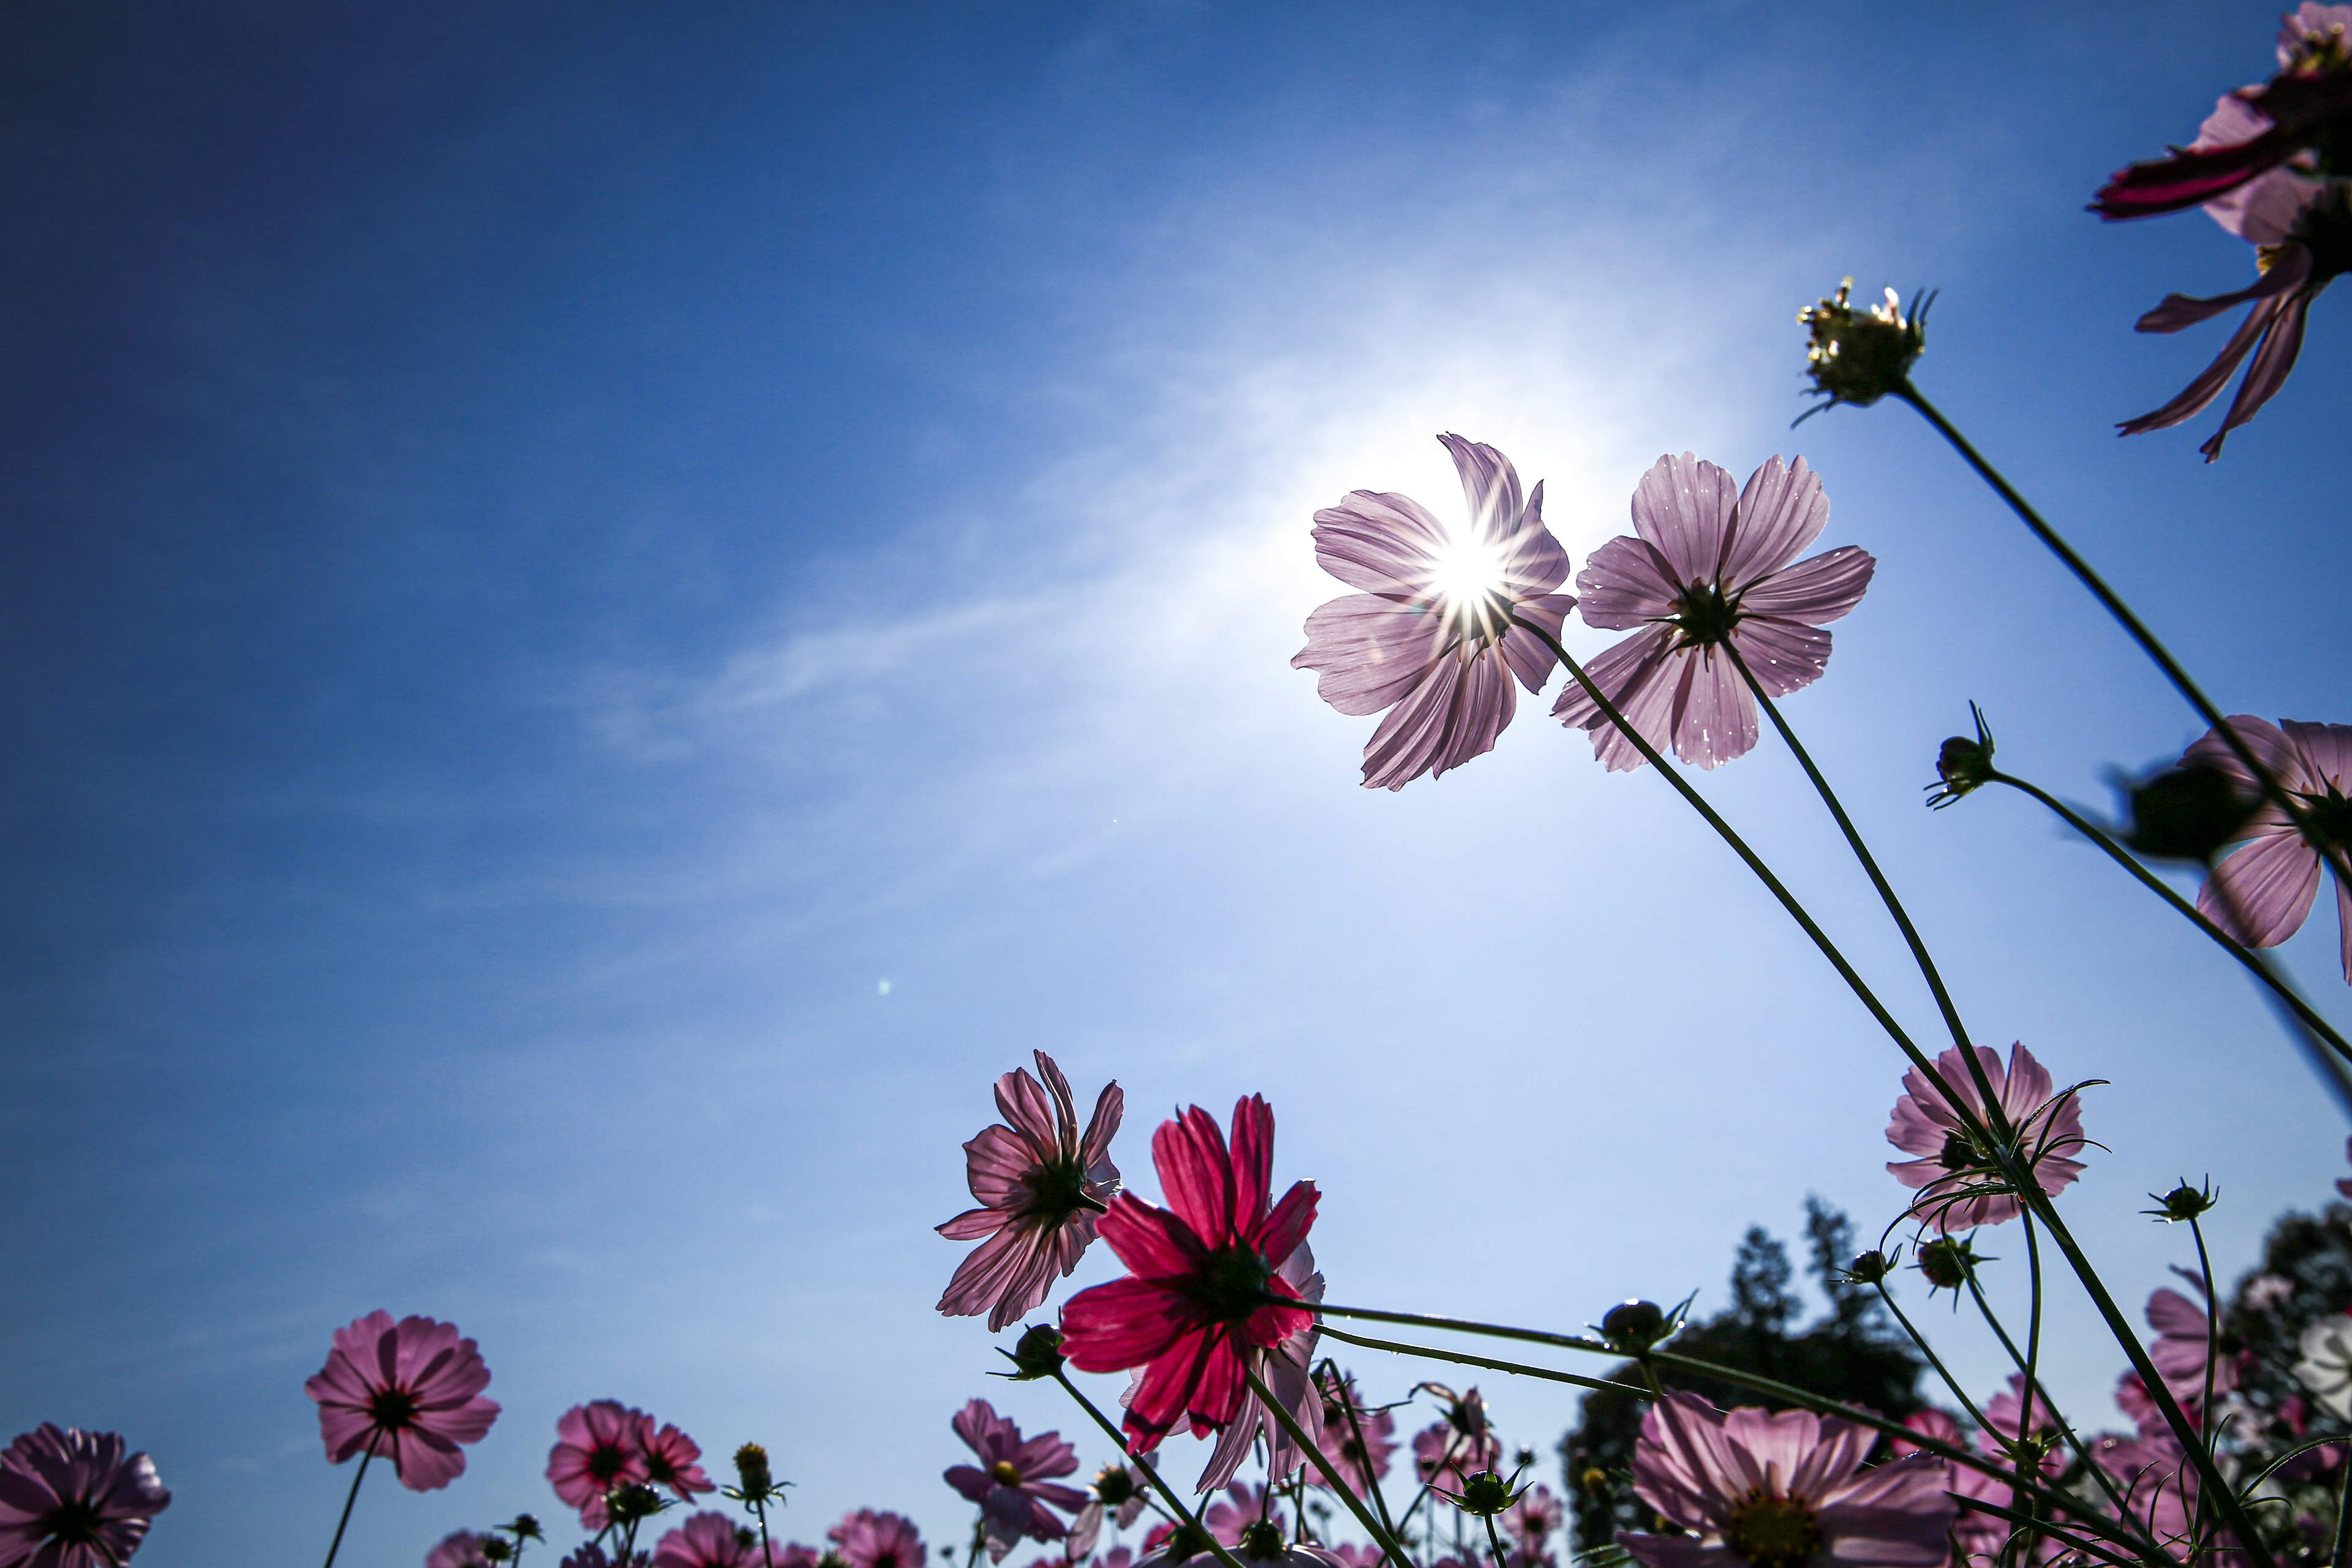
[644,1424,715,1503]
[943,1399,1088,1561]
[429,1532,496,1568]
[1312,1370,1395,1497]
[2093,6,2352,222]
[1890,1412,2007,1561]
[1617,1393,1953,1568]
[831,1511,926,1568]
[0,1425,172,1568]
[2181,718,2352,982]
[939,1052,1125,1333]
[1327,1548,1384,1568]
[1411,1385,1499,1491]
[1294,434,1577,791]
[548,1401,654,1530]
[655,1513,762,1568]
[1507,1486,1563,1555]
[1099,1550,1136,1568]
[1197,1243,1324,1492]
[564,1549,650,1568]
[2095,1426,2220,1562]
[1554,454,1873,771]
[2147,1286,2237,1409]
[1885,1044,2087,1231]
[1060,1096,1319,1452]
[305,1311,501,1492]
[1204,1483,1283,1547]
[1069,1463,1152,1557]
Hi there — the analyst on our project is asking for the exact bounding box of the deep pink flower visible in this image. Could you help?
[1198,1243,1324,1491]
[2147,1286,2238,1409]
[1507,1486,1563,1555]
[1099,1550,1136,1568]
[1294,434,1577,790]
[1060,1096,1319,1452]
[831,1511,926,1568]
[0,1425,171,1568]
[1885,1044,2087,1231]
[763,1547,821,1568]
[943,1399,1087,1561]
[939,1052,1125,1333]
[548,1401,654,1530]
[1618,1393,1953,1568]
[429,1532,496,1568]
[644,1424,715,1503]
[305,1311,501,1492]
[1312,1370,1395,1497]
[1554,454,1872,771]
[2182,718,2352,981]
[655,1513,761,1568]
[2093,7,2352,222]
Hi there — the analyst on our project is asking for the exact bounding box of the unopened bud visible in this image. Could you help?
[1926,705,1996,809]
[482,1542,514,1564]
[1916,1237,1982,1292]
[507,1518,545,1543]
[606,1483,663,1524]
[1006,1323,1067,1380]
[2145,1180,2218,1223]
[1092,1464,1138,1507]
[1844,1250,1893,1285]
[1444,1469,1525,1517]
[1599,1300,1668,1352]
[1239,1521,1288,1561]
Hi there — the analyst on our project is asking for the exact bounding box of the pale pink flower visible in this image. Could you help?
[1294,434,1576,790]
[1555,454,1872,771]
[832,1511,927,1568]
[1506,1485,1563,1555]
[644,1423,715,1502]
[2094,1427,2220,1562]
[304,1311,501,1491]
[1411,1422,1498,1493]
[1617,1393,1953,1568]
[1312,1370,1395,1497]
[548,1401,654,1530]
[1889,1412,2008,1561]
[2182,718,2352,981]
[1327,1549,1384,1568]
[1885,1044,2087,1231]
[2147,1286,2237,1409]
[1061,1097,1319,1452]
[939,1051,1124,1332]
[943,1400,1087,1561]
[655,1513,762,1568]
[0,1425,172,1568]
[428,1532,496,1568]
[564,1549,649,1568]
[1204,1483,1283,1547]
[1197,1243,1324,1492]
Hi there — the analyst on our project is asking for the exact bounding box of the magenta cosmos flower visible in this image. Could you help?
[1411,1385,1499,1491]
[305,1311,500,1491]
[548,1401,653,1529]
[644,1423,715,1503]
[1507,1485,1563,1557]
[2182,717,2352,982]
[654,1513,765,1568]
[429,1533,496,1568]
[943,1399,1087,1561]
[1554,454,1873,771]
[1197,1241,1324,1492]
[0,1425,170,1568]
[1293,434,1576,790]
[1891,1407,2048,1563]
[1060,1096,1319,1451]
[831,1511,926,1568]
[564,1549,650,1568]
[1885,1043,2087,1231]
[939,1051,1124,1333]
[1619,1393,1953,1568]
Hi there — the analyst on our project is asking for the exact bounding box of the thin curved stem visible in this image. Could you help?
[1049,1370,1251,1568]
[1872,1281,1999,1434]
[1314,1301,1607,1357]
[1246,1366,1411,1568]
[2191,1216,2221,1552]
[320,1438,377,1568]
[1961,1251,2132,1523]
[1319,1359,1408,1550]
[1318,1323,1645,1398]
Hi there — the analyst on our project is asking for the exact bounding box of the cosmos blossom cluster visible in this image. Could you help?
[17,14,2352,1568]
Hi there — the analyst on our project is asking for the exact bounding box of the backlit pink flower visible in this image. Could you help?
[1554,454,1872,771]
[305,1311,501,1492]
[655,1513,761,1568]
[644,1424,715,1503]
[1507,1486,1563,1555]
[1885,1044,2087,1231]
[564,1549,650,1568]
[1294,434,1576,790]
[0,1425,171,1568]
[1312,1369,1395,1497]
[944,1399,1087,1561]
[1060,1096,1319,1452]
[2182,718,2352,981]
[1618,1393,1953,1568]
[1069,1462,1152,1556]
[939,1052,1125,1333]
[1204,1483,1283,1547]
[831,1511,926,1568]
[429,1532,496,1568]
[2094,1425,2223,1562]
[1412,1385,1499,1492]
[1197,1243,1324,1492]
[1327,1548,1384,1568]
[548,1401,654,1530]
[2147,1286,2237,1408]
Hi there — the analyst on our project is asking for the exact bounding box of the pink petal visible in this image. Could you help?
[1098,1195,1204,1278]
[2199,826,2323,946]
[2136,243,2312,331]
[1551,626,1679,773]
[1668,648,1756,770]
[1574,534,1684,631]
[1736,545,1875,625]
[1292,594,1450,718]
[1629,453,1738,586]
[1437,433,1523,546]
[2202,282,2313,459]
[1226,1096,1273,1238]
[1310,492,1450,597]
[1497,594,1574,693]
[1062,1278,1196,1371]
[1254,1182,1319,1272]
[1359,645,1514,791]
[1155,1108,1236,1247]
[1724,618,1830,701]
[1719,456,1828,588]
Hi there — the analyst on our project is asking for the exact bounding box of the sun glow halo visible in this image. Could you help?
[1424,533,1509,609]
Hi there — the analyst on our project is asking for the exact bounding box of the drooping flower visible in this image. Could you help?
[2092,6,2352,222]
[2146,1286,2237,1409]
[1293,434,1577,790]
[938,1051,1125,1333]
[1617,1393,1953,1568]
[1885,1044,2087,1231]
[1197,1243,1324,1492]
[1411,1387,1499,1491]
[2180,718,2352,982]
[2296,1317,2352,1420]
[831,1511,926,1568]
[654,1513,763,1568]
[304,1311,501,1492]
[430,1532,498,1568]
[1311,1369,1395,1497]
[0,1425,172,1568]
[644,1424,715,1503]
[943,1399,1087,1561]
[1553,454,1873,771]
[1060,1096,1319,1452]
[548,1401,654,1530]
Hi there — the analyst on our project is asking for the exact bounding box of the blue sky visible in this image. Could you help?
[5,4,2350,1566]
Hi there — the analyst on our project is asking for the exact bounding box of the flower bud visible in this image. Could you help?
[1798,280,1931,412]
[1006,1323,1067,1380]
[1925,704,1996,809]
[1915,1237,1983,1292]
[1442,1469,1525,1517]
[605,1483,663,1525]
[1579,1467,1610,1495]
[507,1518,545,1542]
[2145,1180,2218,1223]
[1239,1521,1288,1561]
[1843,1250,1893,1285]
[1599,1299,1668,1352]
[1092,1464,1139,1507]
[734,1443,774,1497]
[2122,764,2256,863]
[483,1542,514,1564]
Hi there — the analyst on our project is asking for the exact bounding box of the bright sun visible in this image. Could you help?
[1425,535,1508,605]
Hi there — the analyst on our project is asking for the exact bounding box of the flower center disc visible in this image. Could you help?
[1724,1492,1822,1568]
[1186,1245,1276,1325]
[990,1460,1023,1486]
[368,1386,421,1431]
[39,1499,104,1547]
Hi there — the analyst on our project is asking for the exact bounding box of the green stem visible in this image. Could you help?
[1956,1497,2147,1568]
[2332,1441,2352,1568]
[1872,1281,1999,1435]
[1314,1302,1607,1357]
[1482,1513,1510,1568]
[1957,1251,2137,1525]
[1319,1360,1408,1551]
[1049,1370,1251,1568]
[2191,1216,2221,1553]
[1319,1322,1645,1398]
[2018,1213,2046,1552]
[320,1438,377,1568]
[1246,1366,1411,1568]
